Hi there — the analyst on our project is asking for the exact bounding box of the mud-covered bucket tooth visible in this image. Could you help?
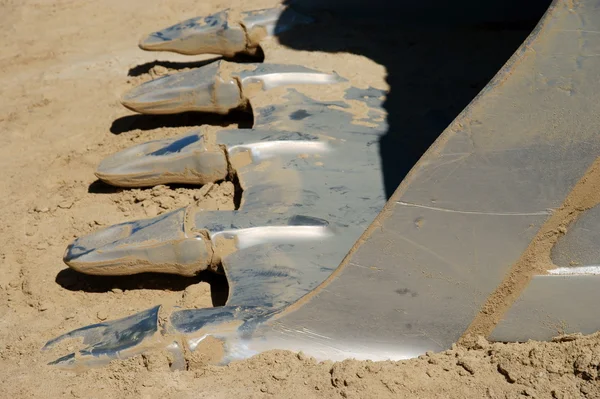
[43,302,269,370]
[138,9,247,57]
[120,60,243,115]
[138,6,313,57]
[63,208,214,277]
[95,128,334,188]
[62,195,341,278]
[120,60,344,115]
[42,306,164,369]
[95,132,229,187]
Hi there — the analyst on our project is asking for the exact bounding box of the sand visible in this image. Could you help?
[1,0,599,397]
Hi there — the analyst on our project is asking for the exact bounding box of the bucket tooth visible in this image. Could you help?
[138,6,312,57]
[120,60,343,115]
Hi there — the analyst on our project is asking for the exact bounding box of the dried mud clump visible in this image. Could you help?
[112,181,235,217]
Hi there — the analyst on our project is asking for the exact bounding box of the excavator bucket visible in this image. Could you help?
[44,0,600,369]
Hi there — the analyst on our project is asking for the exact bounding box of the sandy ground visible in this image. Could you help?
[1,0,600,397]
